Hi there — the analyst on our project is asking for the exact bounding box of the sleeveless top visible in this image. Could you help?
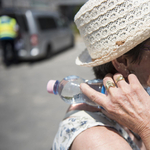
[52,110,140,150]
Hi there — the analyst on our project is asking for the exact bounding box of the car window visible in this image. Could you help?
[56,16,69,28]
[16,15,29,32]
[37,16,57,31]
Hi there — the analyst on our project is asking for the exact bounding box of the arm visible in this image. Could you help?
[80,73,150,150]
[70,126,133,150]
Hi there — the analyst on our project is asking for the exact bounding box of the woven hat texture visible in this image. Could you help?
[75,0,150,67]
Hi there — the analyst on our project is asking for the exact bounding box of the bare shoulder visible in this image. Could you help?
[70,126,132,150]
[67,104,132,150]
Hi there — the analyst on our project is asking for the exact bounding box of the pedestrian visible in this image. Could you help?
[0,15,19,66]
[52,0,150,150]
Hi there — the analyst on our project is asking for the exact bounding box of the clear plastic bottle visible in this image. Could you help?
[47,75,105,107]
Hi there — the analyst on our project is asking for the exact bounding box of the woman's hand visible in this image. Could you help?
[80,73,150,149]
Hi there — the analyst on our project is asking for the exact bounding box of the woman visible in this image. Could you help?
[52,0,150,149]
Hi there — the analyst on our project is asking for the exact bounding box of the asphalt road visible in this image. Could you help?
[0,37,95,150]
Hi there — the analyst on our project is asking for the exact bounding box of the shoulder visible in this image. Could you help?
[67,104,133,150]
[70,126,133,150]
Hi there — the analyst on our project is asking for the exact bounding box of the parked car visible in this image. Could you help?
[0,9,75,60]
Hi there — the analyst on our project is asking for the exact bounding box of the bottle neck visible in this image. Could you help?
[86,79,105,94]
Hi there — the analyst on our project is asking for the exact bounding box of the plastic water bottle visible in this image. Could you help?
[47,75,105,107]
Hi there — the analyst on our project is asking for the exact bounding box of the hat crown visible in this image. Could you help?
[75,0,150,67]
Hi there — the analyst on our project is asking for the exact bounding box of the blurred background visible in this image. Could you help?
[0,0,96,150]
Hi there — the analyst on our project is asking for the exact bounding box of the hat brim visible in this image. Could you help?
[75,47,131,67]
[76,28,150,67]
[76,48,108,67]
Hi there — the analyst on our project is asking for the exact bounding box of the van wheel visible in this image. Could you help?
[46,45,52,58]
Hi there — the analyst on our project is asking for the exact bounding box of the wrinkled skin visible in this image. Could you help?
[80,73,150,150]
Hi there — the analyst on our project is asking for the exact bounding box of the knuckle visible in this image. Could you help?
[131,84,141,92]
[110,94,125,106]
[123,85,140,98]
[121,86,136,97]
[111,94,120,102]
[123,90,131,97]
[90,93,99,103]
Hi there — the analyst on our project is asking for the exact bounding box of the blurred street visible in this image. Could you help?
[0,37,95,150]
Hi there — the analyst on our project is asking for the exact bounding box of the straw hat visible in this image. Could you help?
[74,0,150,67]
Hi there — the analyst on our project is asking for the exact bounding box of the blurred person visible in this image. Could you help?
[51,0,150,150]
[0,15,19,66]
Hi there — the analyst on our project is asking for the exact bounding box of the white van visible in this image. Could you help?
[0,9,74,60]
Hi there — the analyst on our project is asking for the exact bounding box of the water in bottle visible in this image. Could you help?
[47,75,105,107]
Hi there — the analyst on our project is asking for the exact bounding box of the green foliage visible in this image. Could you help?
[70,22,79,34]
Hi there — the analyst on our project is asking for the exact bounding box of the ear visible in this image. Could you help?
[112,57,130,78]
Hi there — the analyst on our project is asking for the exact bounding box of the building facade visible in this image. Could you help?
[0,0,87,21]
[0,0,87,10]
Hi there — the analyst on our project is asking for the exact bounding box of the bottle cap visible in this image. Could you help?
[47,80,56,94]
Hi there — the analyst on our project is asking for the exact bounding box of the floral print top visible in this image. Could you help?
[52,110,140,150]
